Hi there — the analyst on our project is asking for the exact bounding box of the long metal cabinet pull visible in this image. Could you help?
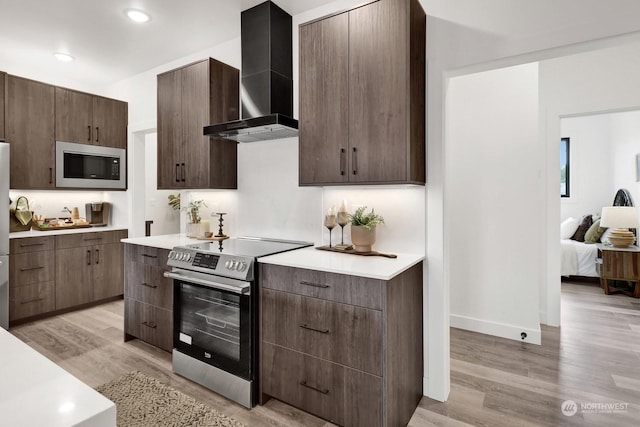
[86,250,91,266]
[96,127,100,143]
[19,266,44,272]
[181,163,186,182]
[95,249,100,265]
[340,148,345,176]
[140,282,158,289]
[299,280,330,289]
[49,168,53,185]
[175,164,180,183]
[20,243,44,247]
[141,254,157,259]
[87,125,92,141]
[352,147,358,175]
[21,298,44,305]
[299,380,329,394]
[299,324,329,334]
[141,321,157,329]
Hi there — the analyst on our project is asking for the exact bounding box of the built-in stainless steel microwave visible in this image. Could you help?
[56,141,126,189]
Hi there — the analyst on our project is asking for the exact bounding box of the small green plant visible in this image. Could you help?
[184,199,207,223]
[349,206,385,230]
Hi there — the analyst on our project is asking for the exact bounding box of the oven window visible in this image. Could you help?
[178,283,242,361]
[64,153,120,180]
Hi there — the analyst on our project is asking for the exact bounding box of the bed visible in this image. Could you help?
[560,188,635,278]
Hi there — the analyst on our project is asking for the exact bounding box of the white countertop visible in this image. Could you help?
[0,328,115,427]
[121,233,198,250]
[10,225,128,239]
[259,246,424,280]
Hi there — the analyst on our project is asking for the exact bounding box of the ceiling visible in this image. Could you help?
[2,0,640,89]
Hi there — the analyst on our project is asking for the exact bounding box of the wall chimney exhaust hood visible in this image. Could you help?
[204,1,297,143]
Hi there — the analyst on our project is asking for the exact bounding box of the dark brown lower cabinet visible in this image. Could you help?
[9,281,55,322]
[123,244,173,352]
[124,298,173,352]
[260,262,424,427]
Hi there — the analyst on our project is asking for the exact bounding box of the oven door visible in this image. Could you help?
[171,271,252,380]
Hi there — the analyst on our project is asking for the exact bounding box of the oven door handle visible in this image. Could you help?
[164,271,251,295]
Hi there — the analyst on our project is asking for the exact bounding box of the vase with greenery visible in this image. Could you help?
[348,206,385,252]
[183,199,207,237]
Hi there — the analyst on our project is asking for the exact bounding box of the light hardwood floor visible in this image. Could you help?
[9,279,640,426]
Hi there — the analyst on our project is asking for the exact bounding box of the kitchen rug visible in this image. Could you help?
[96,371,246,427]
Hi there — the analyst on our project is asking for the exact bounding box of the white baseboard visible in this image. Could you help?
[450,314,542,345]
[539,310,547,325]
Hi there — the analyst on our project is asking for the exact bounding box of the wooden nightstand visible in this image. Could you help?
[597,244,640,298]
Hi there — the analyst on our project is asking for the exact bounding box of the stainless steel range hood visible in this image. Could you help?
[204,1,297,142]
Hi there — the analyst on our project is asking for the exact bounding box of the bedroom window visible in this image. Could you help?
[561,137,570,197]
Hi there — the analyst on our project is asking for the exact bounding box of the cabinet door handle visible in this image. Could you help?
[141,254,158,259]
[352,147,358,175]
[141,321,157,329]
[21,297,44,305]
[20,243,44,247]
[299,380,329,394]
[181,163,186,182]
[88,125,92,142]
[340,148,346,176]
[83,237,103,241]
[299,324,329,334]
[49,167,53,185]
[95,249,100,265]
[140,282,158,289]
[175,164,180,183]
[299,280,330,289]
[95,127,100,143]
[19,266,44,272]
[87,250,92,266]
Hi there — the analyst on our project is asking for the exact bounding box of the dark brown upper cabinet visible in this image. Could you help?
[157,58,239,189]
[55,87,127,149]
[6,75,56,189]
[0,72,5,140]
[299,0,426,186]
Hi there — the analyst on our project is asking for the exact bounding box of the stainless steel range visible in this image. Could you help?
[165,237,312,408]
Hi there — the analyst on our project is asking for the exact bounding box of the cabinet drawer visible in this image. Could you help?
[260,264,383,310]
[125,298,173,352]
[56,229,128,249]
[10,236,55,254]
[125,261,173,309]
[262,343,382,427]
[262,289,382,375]
[9,281,55,321]
[125,244,170,268]
[9,252,54,286]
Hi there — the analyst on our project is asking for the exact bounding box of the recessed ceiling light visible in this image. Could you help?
[53,52,75,62]
[124,8,151,23]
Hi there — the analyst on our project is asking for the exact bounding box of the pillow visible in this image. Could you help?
[584,219,607,244]
[571,215,593,242]
[560,217,580,239]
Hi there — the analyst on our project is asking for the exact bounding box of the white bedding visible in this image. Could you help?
[560,239,599,277]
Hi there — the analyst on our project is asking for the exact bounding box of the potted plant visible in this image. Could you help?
[349,206,385,252]
[184,199,207,237]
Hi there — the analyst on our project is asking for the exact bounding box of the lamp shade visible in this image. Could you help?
[600,206,638,229]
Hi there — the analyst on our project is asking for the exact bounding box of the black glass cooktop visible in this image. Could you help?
[180,237,312,258]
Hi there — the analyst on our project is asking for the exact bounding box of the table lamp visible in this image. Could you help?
[600,206,638,248]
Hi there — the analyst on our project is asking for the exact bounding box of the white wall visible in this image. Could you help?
[560,115,613,221]
[610,110,640,216]
[144,133,180,236]
[447,62,542,344]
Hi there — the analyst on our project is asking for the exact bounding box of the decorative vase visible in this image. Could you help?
[186,222,205,238]
[351,225,376,253]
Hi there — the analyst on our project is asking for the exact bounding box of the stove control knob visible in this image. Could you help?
[225,260,232,269]
[237,262,247,272]
[230,261,238,270]
[185,253,192,262]
[179,252,187,261]
[168,251,176,260]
